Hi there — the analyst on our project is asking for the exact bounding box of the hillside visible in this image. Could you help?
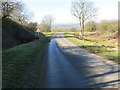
[2,19,50,87]
[2,18,38,50]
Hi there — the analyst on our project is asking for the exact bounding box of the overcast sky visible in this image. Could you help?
[21,0,119,24]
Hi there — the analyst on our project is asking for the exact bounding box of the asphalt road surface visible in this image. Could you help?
[40,32,120,88]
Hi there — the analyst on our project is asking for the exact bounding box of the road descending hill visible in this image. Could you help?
[40,32,120,88]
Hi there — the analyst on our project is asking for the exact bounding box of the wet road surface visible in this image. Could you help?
[40,33,120,88]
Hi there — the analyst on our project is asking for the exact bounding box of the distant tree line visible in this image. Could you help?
[68,20,117,33]
[84,20,118,33]
[71,0,117,34]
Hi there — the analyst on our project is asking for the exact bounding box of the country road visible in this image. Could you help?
[40,32,120,88]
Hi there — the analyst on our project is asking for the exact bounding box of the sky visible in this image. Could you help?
[21,0,119,24]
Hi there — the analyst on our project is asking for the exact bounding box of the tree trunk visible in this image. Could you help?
[80,18,84,39]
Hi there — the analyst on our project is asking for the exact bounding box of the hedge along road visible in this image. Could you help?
[40,32,120,88]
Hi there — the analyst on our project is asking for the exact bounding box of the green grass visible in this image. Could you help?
[64,32,118,64]
[42,32,55,40]
[42,32,55,37]
[3,38,48,88]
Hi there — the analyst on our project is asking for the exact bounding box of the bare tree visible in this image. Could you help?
[11,1,26,23]
[71,0,97,39]
[0,1,2,18]
[1,0,16,18]
[39,15,54,32]
[0,0,30,25]
[43,15,54,32]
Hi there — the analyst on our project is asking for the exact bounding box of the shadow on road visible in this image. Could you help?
[58,45,120,88]
[41,33,119,88]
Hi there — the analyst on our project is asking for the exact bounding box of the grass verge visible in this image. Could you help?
[64,32,118,64]
[3,38,48,87]
[42,32,55,39]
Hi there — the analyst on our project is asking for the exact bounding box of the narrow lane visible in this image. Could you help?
[41,39,93,88]
[40,33,119,88]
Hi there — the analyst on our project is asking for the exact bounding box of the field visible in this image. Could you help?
[64,32,119,64]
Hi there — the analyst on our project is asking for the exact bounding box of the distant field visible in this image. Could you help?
[42,32,55,37]
[42,32,55,40]
[64,32,119,64]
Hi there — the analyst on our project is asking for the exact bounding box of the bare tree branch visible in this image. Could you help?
[71,0,98,39]
[38,15,54,32]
